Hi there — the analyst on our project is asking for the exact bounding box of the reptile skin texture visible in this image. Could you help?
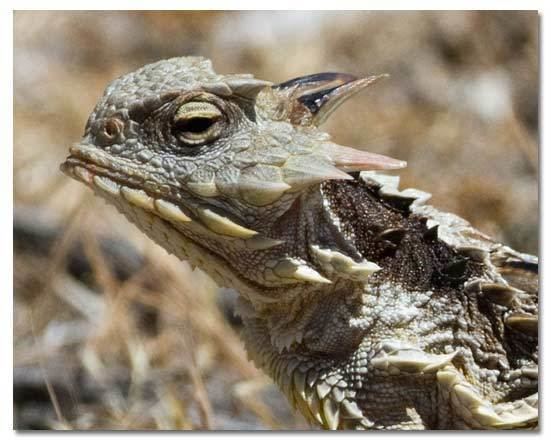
[61,57,538,430]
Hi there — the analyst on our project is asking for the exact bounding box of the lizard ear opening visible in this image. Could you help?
[273,72,388,126]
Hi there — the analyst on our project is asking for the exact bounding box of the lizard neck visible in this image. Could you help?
[230,183,373,353]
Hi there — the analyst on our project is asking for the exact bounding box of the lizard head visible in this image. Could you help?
[61,56,405,298]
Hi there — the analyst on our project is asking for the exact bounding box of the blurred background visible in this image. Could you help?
[13,11,538,429]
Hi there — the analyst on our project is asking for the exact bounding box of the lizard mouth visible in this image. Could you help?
[60,144,211,237]
[61,145,269,245]
[61,148,287,293]
[61,154,196,227]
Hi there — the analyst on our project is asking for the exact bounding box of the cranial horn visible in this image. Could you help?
[274,72,389,126]
[225,77,273,99]
[319,142,407,172]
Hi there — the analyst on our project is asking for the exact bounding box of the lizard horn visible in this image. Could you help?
[274,72,388,126]
[320,141,407,172]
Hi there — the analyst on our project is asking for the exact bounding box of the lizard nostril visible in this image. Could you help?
[104,118,123,138]
[97,117,124,146]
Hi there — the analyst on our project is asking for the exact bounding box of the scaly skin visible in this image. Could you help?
[61,57,538,430]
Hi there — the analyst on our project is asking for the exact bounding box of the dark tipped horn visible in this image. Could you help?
[274,72,388,126]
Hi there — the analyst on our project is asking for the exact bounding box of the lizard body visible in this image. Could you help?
[61,57,538,429]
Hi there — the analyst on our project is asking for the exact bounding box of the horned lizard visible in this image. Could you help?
[61,57,538,430]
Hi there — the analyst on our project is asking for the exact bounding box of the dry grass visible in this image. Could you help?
[13,11,538,430]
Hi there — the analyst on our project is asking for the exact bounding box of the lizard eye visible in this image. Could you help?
[173,101,225,146]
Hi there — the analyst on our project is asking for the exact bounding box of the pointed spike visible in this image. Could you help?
[121,186,155,211]
[422,351,459,373]
[451,384,534,428]
[196,206,258,238]
[154,199,192,223]
[341,399,365,420]
[346,261,381,279]
[457,246,489,262]
[245,236,284,250]
[424,224,439,241]
[225,77,272,99]
[505,313,538,336]
[521,366,538,379]
[378,187,417,212]
[454,383,485,407]
[331,386,345,403]
[309,245,380,281]
[360,171,400,190]
[524,393,538,408]
[285,358,301,376]
[292,370,317,424]
[72,165,93,184]
[479,283,520,307]
[320,142,406,172]
[201,82,232,96]
[376,228,407,246]
[464,279,482,294]
[305,389,325,425]
[238,180,292,206]
[309,245,333,263]
[437,367,462,389]
[279,371,294,406]
[293,266,332,284]
[282,155,352,187]
[293,388,316,426]
[187,181,220,197]
[372,349,457,374]
[310,75,389,126]
[316,382,332,400]
[293,370,307,401]
[472,404,504,427]
[273,258,332,284]
[322,398,340,430]
[491,394,538,428]
[399,188,432,206]
[93,175,120,196]
[306,369,319,388]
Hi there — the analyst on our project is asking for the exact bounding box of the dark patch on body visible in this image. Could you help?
[321,178,484,291]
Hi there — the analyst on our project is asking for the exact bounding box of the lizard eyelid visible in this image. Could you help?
[173,101,225,145]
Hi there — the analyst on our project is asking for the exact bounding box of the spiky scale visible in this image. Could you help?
[245,235,284,250]
[421,225,438,242]
[371,349,457,374]
[93,175,120,195]
[154,199,192,223]
[305,389,325,425]
[330,386,344,403]
[187,181,220,197]
[322,398,341,430]
[195,206,258,238]
[479,283,520,307]
[293,370,307,400]
[273,258,332,284]
[360,171,400,189]
[225,77,272,99]
[121,186,155,211]
[376,227,407,246]
[316,382,332,400]
[505,313,538,336]
[340,399,365,420]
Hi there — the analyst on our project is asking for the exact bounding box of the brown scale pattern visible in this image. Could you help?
[321,178,484,291]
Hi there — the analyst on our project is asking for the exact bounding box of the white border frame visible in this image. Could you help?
[3,2,546,440]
